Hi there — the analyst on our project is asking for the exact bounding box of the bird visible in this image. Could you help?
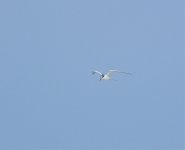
[92,70,132,81]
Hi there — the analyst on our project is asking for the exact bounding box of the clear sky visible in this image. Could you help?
[0,0,184,150]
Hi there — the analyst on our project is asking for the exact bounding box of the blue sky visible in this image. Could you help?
[0,0,184,150]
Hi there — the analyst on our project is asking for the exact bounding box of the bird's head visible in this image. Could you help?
[100,74,104,81]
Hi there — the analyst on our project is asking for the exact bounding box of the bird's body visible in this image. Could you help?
[92,70,132,81]
[101,74,111,80]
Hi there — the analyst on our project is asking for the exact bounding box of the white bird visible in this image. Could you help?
[92,70,132,81]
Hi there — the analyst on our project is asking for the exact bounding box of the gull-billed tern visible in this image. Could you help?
[92,70,132,81]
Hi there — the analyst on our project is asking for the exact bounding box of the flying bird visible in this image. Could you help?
[92,70,132,81]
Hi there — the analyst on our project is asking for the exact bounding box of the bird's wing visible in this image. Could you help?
[107,70,132,77]
[92,70,102,76]
[118,71,132,75]
[106,70,119,77]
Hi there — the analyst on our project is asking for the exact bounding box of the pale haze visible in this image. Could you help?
[0,0,184,150]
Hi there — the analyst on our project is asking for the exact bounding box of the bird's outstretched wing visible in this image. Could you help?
[106,70,120,77]
[107,70,132,77]
[92,70,102,76]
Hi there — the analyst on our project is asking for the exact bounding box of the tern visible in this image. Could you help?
[92,70,132,81]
